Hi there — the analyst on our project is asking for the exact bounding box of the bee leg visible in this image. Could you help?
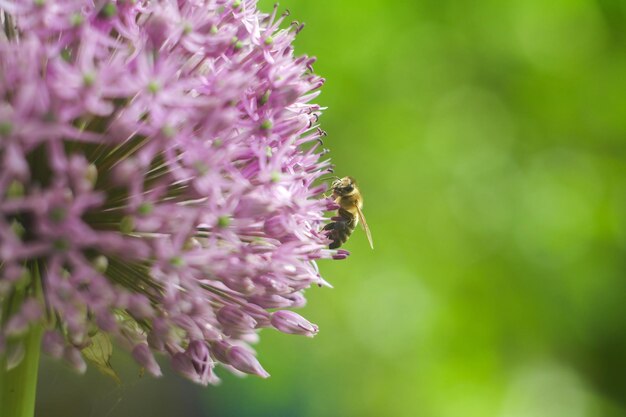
[329,240,341,249]
[323,222,337,244]
[324,220,348,249]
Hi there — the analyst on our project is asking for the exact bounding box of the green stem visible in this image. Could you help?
[0,263,44,417]
[0,323,43,417]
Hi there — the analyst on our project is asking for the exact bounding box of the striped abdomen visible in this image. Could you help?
[323,208,358,249]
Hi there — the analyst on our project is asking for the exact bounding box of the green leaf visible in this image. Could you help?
[81,332,121,384]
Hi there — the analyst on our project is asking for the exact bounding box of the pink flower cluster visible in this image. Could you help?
[0,0,340,384]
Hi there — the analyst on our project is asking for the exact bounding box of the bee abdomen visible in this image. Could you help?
[323,208,357,249]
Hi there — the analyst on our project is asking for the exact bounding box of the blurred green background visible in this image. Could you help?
[37,0,626,416]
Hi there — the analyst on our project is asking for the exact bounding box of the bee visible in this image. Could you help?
[323,176,373,249]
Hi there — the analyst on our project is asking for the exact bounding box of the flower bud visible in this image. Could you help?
[227,346,269,378]
[4,298,42,337]
[5,342,25,371]
[64,346,87,374]
[271,310,318,337]
[132,343,162,377]
[217,305,257,331]
[42,331,65,359]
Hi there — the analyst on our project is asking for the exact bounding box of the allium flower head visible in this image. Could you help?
[0,0,341,384]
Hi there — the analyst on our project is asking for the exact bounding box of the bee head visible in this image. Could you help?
[332,176,357,196]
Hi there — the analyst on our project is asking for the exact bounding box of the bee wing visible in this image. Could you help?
[355,205,374,249]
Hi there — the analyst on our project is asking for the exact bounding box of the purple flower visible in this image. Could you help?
[0,0,343,385]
